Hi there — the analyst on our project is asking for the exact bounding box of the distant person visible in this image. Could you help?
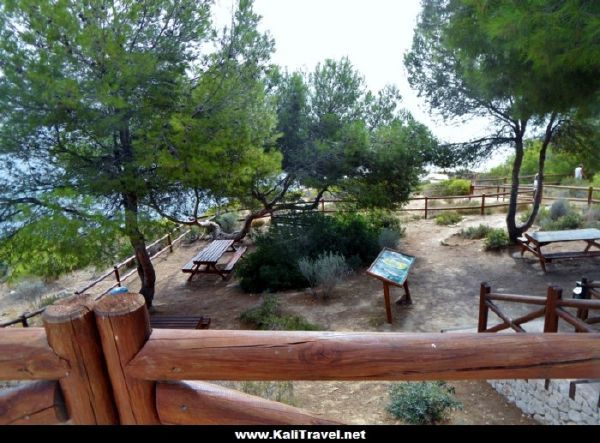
[533,173,539,195]
[574,164,584,180]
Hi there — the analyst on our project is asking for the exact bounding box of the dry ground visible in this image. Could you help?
[1,211,599,424]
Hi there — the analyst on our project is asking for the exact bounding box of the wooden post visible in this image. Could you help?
[383,282,393,324]
[424,196,428,219]
[589,187,594,206]
[113,265,121,287]
[544,286,562,333]
[478,283,491,332]
[469,183,474,201]
[496,185,500,201]
[480,194,486,215]
[167,233,173,253]
[402,280,412,305]
[42,294,119,424]
[94,292,160,424]
[321,199,325,212]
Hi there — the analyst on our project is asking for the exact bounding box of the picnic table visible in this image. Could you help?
[182,239,247,281]
[519,228,600,272]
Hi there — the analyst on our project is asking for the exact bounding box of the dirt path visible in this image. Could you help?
[2,212,598,423]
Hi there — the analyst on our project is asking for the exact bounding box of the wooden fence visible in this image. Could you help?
[0,291,599,424]
[478,282,600,334]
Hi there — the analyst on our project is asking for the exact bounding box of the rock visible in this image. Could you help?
[567,410,582,423]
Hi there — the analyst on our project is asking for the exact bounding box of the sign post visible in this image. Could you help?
[367,248,415,324]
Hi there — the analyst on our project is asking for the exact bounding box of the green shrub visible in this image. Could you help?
[584,205,600,229]
[378,228,402,249]
[426,179,471,197]
[214,213,240,234]
[549,199,571,221]
[435,212,462,225]
[541,212,583,231]
[298,252,349,298]
[387,382,462,425]
[484,228,510,250]
[237,212,381,293]
[240,295,321,331]
[459,224,492,239]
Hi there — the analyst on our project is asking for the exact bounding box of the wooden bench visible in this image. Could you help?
[182,240,246,281]
[519,229,600,272]
[150,316,211,330]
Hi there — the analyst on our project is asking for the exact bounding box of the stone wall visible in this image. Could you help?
[489,379,599,425]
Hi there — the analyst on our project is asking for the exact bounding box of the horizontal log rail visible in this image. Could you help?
[0,381,68,425]
[0,328,69,380]
[1,291,599,425]
[156,381,340,425]
[126,329,600,381]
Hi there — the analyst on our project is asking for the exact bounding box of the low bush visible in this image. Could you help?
[549,199,571,221]
[298,252,349,298]
[584,205,600,229]
[459,224,492,240]
[239,295,321,331]
[387,382,462,425]
[434,212,462,226]
[237,212,382,293]
[540,212,583,231]
[378,228,402,249]
[484,228,510,250]
[426,179,471,197]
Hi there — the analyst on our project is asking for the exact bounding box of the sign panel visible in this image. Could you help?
[366,248,415,287]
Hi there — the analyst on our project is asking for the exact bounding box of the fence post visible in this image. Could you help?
[19,313,29,328]
[496,185,500,201]
[478,283,491,332]
[113,265,121,287]
[43,295,119,424]
[94,292,160,424]
[167,233,173,253]
[480,194,486,216]
[543,286,562,333]
[469,183,474,201]
[320,199,325,213]
[589,187,594,207]
[424,197,428,219]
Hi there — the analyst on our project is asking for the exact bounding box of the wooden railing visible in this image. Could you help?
[1,292,599,424]
[478,282,600,333]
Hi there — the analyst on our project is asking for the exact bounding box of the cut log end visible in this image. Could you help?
[94,293,146,317]
[42,294,96,323]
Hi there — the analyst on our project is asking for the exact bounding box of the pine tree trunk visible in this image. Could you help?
[519,113,557,234]
[506,130,525,242]
[123,192,156,307]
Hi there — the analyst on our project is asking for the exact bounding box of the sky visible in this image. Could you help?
[215,0,510,170]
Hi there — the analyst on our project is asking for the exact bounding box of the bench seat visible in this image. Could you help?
[150,315,211,330]
[544,250,600,261]
[181,260,196,273]
[223,246,247,272]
